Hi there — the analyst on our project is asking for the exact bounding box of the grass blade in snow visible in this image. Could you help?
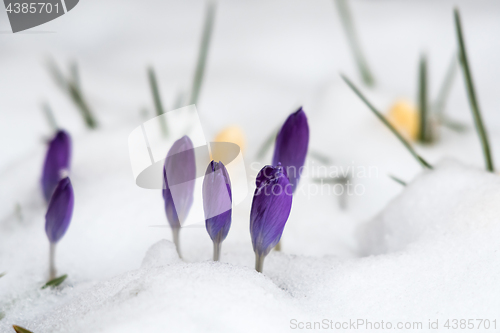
[417,55,429,143]
[189,1,216,106]
[47,59,97,129]
[13,326,34,333]
[388,174,407,186]
[42,103,58,132]
[454,9,494,172]
[342,75,432,169]
[148,67,168,137]
[434,53,458,118]
[335,0,375,87]
[256,127,278,159]
[41,274,67,289]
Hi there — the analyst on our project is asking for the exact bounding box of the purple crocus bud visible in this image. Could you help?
[272,107,309,192]
[163,135,196,257]
[45,177,74,279]
[41,130,71,202]
[202,161,232,261]
[45,177,74,243]
[250,164,293,272]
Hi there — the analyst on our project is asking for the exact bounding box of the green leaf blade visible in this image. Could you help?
[417,54,429,143]
[341,74,432,169]
[147,67,168,137]
[13,325,34,333]
[335,0,375,87]
[41,274,67,289]
[189,1,216,106]
[454,8,494,172]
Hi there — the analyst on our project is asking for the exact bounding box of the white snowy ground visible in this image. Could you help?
[1,0,500,332]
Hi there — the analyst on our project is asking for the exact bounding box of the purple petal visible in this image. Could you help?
[45,177,74,243]
[41,130,71,202]
[203,161,232,243]
[255,163,287,189]
[163,136,196,228]
[272,107,309,192]
[250,165,293,257]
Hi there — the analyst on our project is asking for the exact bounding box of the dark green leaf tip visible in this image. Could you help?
[41,274,67,289]
[13,325,34,333]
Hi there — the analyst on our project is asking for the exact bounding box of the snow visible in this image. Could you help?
[1,0,500,332]
[358,160,500,255]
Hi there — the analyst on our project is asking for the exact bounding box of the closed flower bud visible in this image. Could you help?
[45,177,74,280]
[272,107,309,192]
[163,135,196,257]
[45,177,74,244]
[41,130,71,202]
[250,164,293,272]
[202,161,232,261]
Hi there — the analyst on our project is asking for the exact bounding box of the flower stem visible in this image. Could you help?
[213,242,221,261]
[255,254,264,273]
[49,243,56,280]
[172,227,181,258]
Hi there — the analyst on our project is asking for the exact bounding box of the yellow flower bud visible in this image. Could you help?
[214,126,246,152]
[212,126,246,162]
[387,99,420,141]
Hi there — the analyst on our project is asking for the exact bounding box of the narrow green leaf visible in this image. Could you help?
[67,82,98,129]
[41,103,58,132]
[308,150,333,165]
[434,53,458,118]
[69,61,80,91]
[417,55,429,143]
[15,203,23,222]
[256,128,278,159]
[41,274,67,289]
[147,67,168,137]
[454,8,494,172]
[47,59,97,129]
[341,75,432,169]
[0,311,5,320]
[335,0,375,87]
[46,58,66,89]
[311,176,346,184]
[388,174,407,186]
[0,272,6,278]
[173,91,185,110]
[189,1,216,106]
[13,325,34,333]
[441,116,468,132]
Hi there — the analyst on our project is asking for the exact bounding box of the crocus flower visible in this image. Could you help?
[45,177,74,279]
[202,161,232,261]
[250,164,293,272]
[163,135,196,257]
[41,130,71,202]
[272,107,309,192]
